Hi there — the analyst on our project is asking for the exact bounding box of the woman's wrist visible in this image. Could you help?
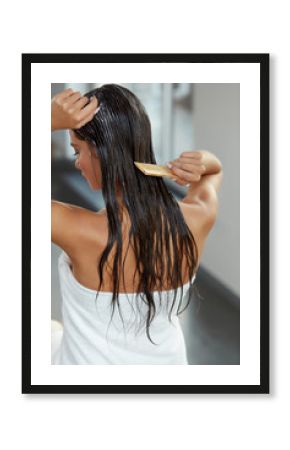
[199,150,222,176]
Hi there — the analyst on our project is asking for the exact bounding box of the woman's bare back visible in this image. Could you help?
[68,202,208,293]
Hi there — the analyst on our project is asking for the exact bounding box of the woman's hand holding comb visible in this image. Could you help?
[167,151,207,187]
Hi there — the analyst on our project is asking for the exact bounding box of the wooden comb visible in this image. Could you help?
[134,161,174,178]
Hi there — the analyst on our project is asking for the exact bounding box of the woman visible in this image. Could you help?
[51,84,223,365]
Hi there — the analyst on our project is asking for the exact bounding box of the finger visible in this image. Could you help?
[170,166,201,182]
[169,175,189,186]
[75,112,95,129]
[72,96,91,109]
[75,97,99,122]
[174,178,190,186]
[177,156,205,165]
[171,160,206,174]
[179,151,203,160]
[170,159,205,172]
[56,88,75,101]
[168,156,204,167]
[63,91,82,105]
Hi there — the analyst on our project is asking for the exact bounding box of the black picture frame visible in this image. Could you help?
[22,53,269,394]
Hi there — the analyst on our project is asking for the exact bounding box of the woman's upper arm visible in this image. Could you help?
[179,171,223,237]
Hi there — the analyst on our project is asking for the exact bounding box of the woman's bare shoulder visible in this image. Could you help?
[54,201,105,216]
[53,201,108,252]
[75,206,108,241]
[176,200,213,258]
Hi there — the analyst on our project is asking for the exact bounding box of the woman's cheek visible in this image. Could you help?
[89,167,101,190]
[93,164,102,185]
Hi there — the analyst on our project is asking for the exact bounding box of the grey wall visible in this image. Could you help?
[192,84,240,296]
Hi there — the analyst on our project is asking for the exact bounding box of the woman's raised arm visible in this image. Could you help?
[168,150,223,234]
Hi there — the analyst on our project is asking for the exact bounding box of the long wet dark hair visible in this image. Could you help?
[74,84,199,343]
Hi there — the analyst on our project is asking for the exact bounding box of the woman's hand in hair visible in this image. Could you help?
[51,88,99,131]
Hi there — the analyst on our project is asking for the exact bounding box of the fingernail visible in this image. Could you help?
[167,162,172,169]
[94,105,101,114]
